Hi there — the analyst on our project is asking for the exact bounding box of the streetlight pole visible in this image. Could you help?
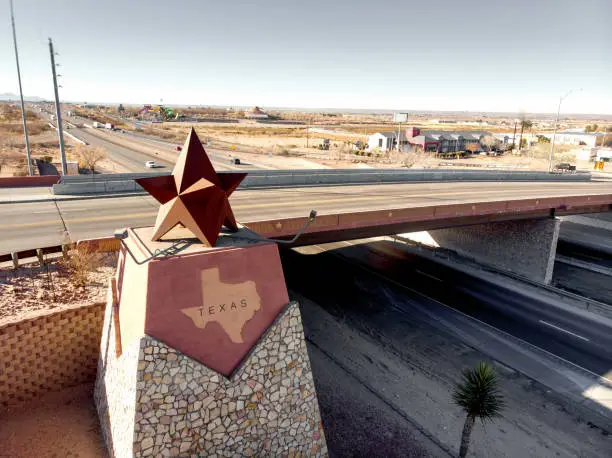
[10,0,33,176]
[548,89,580,173]
[49,38,67,176]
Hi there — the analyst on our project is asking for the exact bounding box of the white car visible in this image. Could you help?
[145,161,156,168]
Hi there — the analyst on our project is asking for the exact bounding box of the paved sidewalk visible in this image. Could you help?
[0,187,145,204]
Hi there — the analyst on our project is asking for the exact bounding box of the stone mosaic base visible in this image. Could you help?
[95,301,327,457]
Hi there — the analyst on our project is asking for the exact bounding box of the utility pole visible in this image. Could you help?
[548,89,581,173]
[49,38,67,175]
[306,118,310,148]
[511,120,517,151]
[396,120,402,152]
[10,0,33,176]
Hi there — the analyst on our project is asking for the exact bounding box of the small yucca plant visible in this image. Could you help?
[453,362,505,457]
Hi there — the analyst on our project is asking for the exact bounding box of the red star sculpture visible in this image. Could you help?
[136,128,247,247]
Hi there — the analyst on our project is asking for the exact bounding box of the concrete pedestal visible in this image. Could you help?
[95,227,327,457]
[422,217,561,284]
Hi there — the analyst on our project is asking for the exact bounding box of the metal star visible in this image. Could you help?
[136,128,247,247]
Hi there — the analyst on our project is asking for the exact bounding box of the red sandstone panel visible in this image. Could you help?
[0,176,59,187]
[143,243,289,376]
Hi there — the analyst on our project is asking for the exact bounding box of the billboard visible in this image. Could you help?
[393,112,408,123]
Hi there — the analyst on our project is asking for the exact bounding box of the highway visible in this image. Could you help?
[48,110,255,173]
[67,125,248,173]
[557,239,612,269]
[282,239,612,377]
[70,127,174,172]
[560,221,612,255]
[2,180,612,253]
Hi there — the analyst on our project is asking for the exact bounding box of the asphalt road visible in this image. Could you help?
[2,181,612,253]
[282,239,612,377]
[65,112,264,172]
[560,221,612,255]
[70,127,174,172]
[557,239,612,268]
[69,126,245,173]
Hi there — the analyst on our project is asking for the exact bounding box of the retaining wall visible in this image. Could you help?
[52,169,592,195]
[427,218,561,284]
[0,302,105,410]
[0,176,60,187]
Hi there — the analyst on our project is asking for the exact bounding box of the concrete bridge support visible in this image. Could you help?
[426,217,561,284]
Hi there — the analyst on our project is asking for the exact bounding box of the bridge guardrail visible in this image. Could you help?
[52,169,592,195]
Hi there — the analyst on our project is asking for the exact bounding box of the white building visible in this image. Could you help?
[593,147,612,161]
[367,132,409,152]
[551,131,604,147]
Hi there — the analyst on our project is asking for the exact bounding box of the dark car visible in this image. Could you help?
[554,163,576,172]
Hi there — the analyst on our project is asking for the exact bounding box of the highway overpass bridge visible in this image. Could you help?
[2,180,612,283]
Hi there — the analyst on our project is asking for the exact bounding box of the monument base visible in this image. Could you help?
[95,226,327,457]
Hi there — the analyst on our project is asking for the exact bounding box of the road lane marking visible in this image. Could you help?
[0,219,64,229]
[335,252,611,384]
[64,212,157,224]
[538,320,590,341]
[577,253,604,261]
[415,270,443,282]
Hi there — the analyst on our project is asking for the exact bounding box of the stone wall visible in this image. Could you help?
[96,301,327,457]
[0,301,105,410]
[428,217,561,283]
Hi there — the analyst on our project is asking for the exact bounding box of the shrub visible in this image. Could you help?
[60,247,102,289]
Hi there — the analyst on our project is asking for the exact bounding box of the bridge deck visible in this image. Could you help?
[1,181,611,253]
[237,181,612,244]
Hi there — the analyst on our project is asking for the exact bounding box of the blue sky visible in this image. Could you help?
[2,0,611,113]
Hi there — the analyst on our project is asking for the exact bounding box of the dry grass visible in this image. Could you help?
[0,121,49,139]
[0,104,40,122]
[59,247,104,290]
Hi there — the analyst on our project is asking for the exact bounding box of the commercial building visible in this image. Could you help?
[368,127,492,153]
[551,131,604,147]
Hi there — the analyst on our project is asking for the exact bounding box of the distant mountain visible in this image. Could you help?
[0,92,46,102]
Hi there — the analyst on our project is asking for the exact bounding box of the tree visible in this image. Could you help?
[118,103,125,113]
[453,362,505,458]
[517,118,532,152]
[77,146,107,174]
[481,135,498,153]
[537,135,550,143]
[584,124,592,132]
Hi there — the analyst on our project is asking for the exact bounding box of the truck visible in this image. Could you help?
[105,122,114,130]
[92,121,102,128]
